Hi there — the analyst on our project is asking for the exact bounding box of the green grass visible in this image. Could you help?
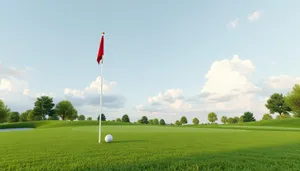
[185,118,300,132]
[0,120,135,129]
[1,120,300,170]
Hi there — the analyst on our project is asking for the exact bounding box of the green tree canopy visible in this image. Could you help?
[78,115,85,121]
[221,116,228,124]
[265,93,291,117]
[208,112,217,123]
[262,113,273,120]
[87,117,92,120]
[192,118,199,125]
[122,114,130,122]
[239,116,244,123]
[140,116,148,124]
[116,118,122,122]
[175,120,181,126]
[55,100,77,120]
[180,116,188,124]
[8,112,20,123]
[97,114,106,121]
[48,114,59,120]
[27,110,35,121]
[285,84,300,115]
[69,109,78,121]
[227,117,234,124]
[153,118,159,125]
[0,100,10,123]
[233,116,239,123]
[242,112,256,122]
[148,119,154,124]
[20,110,32,122]
[32,96,55,120]
[159,119,166,125]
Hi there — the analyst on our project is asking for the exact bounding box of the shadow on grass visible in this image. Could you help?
[111,140,147,144]
[76,142,300,171]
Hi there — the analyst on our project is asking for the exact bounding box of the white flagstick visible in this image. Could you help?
[99,56,104,143]
[98,32,104,144]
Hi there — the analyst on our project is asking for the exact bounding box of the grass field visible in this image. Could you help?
[1,120,300,170]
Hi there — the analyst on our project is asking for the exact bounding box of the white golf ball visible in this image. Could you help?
[105,134,113,143]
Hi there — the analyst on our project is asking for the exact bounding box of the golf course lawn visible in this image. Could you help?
[1,123,300,171]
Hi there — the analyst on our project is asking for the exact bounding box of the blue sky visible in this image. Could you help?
[1,1,300,123]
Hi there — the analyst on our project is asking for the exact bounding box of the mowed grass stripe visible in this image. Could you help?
[2,125,300,170]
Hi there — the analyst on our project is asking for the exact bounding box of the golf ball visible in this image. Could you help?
[105,134,113,143]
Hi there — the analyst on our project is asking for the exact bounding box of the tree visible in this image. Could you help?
[285,84,300,115]
[0,100,10,123]
[87,117,92,120]
[159,119,166,125]
[69,109,78,121]
[7,112,20,123]
[78,115,85,121]
[242,112,256,122]
[180,116,188,124]
[175,120,181,126]
[32,96,55,120]
[233,116,239,123]
[48,114,59,120]
[20,110,31,122]
[27,110,35,121]
[221,116,228,124]
[265,93,291,118]
[140,116,148,124]
[116,118,122,122]
[153,118,159,125]
[122,114,130,122]
[208,112,217,123]
[227,117,234,124]
[20,112,28,122]
[101,114,106,121]
[262,113,273,120]
[97,114,106,121]
[192,118,199,125]
[282,114,291,118]
[238,116,244,123]
[148,119,154,124]
[55,100,77,120]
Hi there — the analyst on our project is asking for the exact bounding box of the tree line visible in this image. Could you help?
[0,84,299,124]
[175,84,300,125]
[0,96,167,125]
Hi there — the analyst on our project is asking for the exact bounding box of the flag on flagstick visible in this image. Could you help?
[97,32,105,143]
[97,33,104,64]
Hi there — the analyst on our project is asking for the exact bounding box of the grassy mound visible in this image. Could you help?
[0,120,135,129]
[238,118,300,127]
[184,118,300,132]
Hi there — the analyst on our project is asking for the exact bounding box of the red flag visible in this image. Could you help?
[97,35,104,64]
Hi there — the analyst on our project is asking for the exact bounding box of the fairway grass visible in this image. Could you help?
[1,125,300,171]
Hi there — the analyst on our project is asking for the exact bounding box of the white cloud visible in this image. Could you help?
[0,79,12,92]
[200,55,261,98]
[64,77,125,109]
[248,10,262,22]
[136,55,268,123]
[136,89,191,114]
[265,75,300,90]
[0,62,30,79]
[228,18,239,28]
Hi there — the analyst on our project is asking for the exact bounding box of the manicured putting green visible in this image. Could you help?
[1,124,300,171]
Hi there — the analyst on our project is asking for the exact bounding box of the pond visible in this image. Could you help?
[0,128,35,132]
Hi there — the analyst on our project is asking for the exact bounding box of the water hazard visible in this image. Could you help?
[0,128,34,132]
